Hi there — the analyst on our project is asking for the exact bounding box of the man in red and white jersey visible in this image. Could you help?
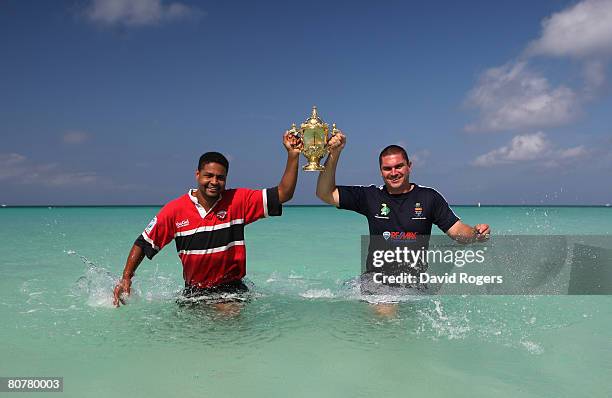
[113,132,302,307]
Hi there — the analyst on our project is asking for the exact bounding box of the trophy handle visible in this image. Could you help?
[331,123,339,136]
[325,123,339,151]
[288,123,302,138]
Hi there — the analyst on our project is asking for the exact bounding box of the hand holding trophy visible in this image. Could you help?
[282,129,304,156]
[326,128,346,157]
[288,106,342,171]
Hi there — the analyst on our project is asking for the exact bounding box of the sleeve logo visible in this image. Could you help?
[145,216,157,234]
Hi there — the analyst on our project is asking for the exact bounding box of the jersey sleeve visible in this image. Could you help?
[431,190,460,233]
[134,204,175,259]
[337,185,368,216]
[240,187,282,224]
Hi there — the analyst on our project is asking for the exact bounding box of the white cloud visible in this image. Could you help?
[409,149,430,166]
[62,130,91,144]
[465,0,612,133]
[0,153,26,164]
[473,132,548,165]
[527,0,612,58]
[0,153,101,187]
[555,145,589,160]
[473,132,588,167]
[465,62,579,132]
[43,172,100,187]
[85,0,201,27]
[542,144,590,167]
[0,153,27,179]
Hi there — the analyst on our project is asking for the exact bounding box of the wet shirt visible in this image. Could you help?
[134,188,281,288]
[337,183,459,236]
[338,184,459,274]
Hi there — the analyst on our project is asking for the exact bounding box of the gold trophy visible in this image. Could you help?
[289,106,340,171]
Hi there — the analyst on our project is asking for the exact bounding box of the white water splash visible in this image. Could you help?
[300,289,335,299]
[521,340,544,355]
[68,250,131,308]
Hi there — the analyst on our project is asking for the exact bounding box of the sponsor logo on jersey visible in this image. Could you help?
[375,203,391,219]
[145,216,157,233]
[176,219,190,228]
[383,231,418,241]
[216,210,227,220]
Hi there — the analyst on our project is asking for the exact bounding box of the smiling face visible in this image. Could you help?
[196,162,227,200]
[380,152,412,194]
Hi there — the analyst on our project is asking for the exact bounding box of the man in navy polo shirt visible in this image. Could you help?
[316,133,490,297]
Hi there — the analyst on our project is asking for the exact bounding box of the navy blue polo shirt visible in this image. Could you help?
[338,183,460,275]
[337,183,460,236]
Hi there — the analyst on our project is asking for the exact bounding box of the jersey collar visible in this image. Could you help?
[383,183,416,198]
[188,189,222,218]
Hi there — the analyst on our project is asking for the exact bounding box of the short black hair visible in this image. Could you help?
[379,145,409,166]
[198,152,229,172]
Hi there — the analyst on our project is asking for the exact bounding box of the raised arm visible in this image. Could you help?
[446,221,490,243]
[278,131,303,203]
[113,244,145,307]
[316,132,346,206]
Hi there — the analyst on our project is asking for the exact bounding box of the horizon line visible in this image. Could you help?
[1,204,611,208]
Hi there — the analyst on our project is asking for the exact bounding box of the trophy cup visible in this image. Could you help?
[288,106,340,171]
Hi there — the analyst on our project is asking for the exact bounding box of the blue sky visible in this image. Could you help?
[1,0,611,205]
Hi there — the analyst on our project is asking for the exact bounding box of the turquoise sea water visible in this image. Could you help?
[1,206,611,397]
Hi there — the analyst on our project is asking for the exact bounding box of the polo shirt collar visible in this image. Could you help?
[188,189,222,218]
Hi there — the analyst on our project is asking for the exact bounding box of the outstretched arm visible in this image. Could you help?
[446,221,490,243]
[113,244,145,307]
[316,132,346,206]
[277,131,303,203]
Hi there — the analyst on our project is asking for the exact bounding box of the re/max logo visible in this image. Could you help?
[383,231,417,240]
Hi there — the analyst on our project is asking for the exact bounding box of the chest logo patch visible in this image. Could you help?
[414,202,423,217]
[375,203,391,219]
[216,210,227,220]
[176,219,190,228]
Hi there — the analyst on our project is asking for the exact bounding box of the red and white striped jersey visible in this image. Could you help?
[135,187,281,288]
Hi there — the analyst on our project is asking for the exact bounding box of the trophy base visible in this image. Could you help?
[303,162,325,172]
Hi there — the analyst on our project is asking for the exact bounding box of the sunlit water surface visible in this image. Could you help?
[1,206,611,397]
